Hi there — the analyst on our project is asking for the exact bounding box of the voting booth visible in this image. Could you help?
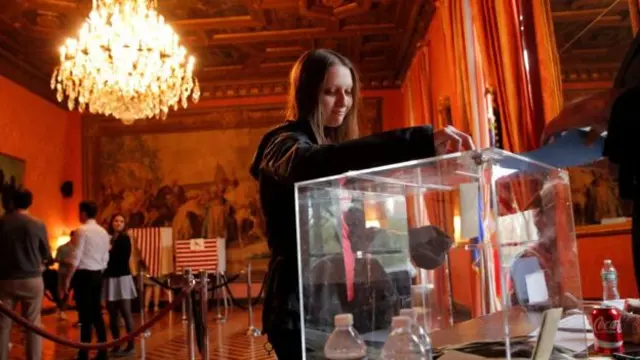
[294,148,589,359]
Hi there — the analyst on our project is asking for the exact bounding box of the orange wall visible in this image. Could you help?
[576,224,637,300]
[0,75,82,243]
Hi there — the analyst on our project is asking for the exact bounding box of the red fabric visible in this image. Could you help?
[339,179,355,302]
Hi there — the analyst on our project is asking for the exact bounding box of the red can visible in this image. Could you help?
[592,306,624,355]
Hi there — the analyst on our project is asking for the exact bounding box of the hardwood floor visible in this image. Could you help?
[8,305,276,360]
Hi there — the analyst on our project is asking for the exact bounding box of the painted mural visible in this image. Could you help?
[83,100,383,274]
[568,159,632,226]
[0,153,25,216]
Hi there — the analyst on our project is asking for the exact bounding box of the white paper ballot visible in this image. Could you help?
[602,299,626,310]
[459,183,480,239]
[525,270,549,304]
[529,314,594,354]
[189,238,205,251]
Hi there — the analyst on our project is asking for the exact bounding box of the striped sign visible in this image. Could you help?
[175,238,225,273]
[129,227,165,277]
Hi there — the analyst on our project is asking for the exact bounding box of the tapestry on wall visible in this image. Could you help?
[83,100,382,274]
[0,153,25,217]
[568,158,632,227]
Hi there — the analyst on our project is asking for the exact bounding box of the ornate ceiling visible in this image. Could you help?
[551,0,634,100]
[0,0,434,103]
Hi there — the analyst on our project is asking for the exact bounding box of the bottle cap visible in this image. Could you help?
[391,315,411,329]
[399,308,417,321]
[334,313,354,327]
[604,259,612,264]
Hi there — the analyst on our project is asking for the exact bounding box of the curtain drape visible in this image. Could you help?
[471,0,535,153]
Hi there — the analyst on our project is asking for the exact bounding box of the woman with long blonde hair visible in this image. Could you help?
[250,49,473,358]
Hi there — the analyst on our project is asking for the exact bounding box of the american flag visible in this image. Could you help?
[129,227,164,277]
[471,181,502,314]
[175,238,225,273]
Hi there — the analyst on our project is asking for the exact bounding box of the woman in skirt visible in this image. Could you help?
[103,213,136,356]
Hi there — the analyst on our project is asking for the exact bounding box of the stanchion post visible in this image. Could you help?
[138,262,148,358]
[182,269,188,324]
[214,270,225,323]
[200,270,210,360]
[245,262,261,337]
[184,268,196,360]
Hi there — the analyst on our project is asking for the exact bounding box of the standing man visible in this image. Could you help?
[64,201,110,360]
[542,29,640,294]
[0,188,51,360]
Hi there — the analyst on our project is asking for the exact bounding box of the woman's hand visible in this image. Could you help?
[433,125,475,155]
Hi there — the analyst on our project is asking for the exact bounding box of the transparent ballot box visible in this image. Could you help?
[294,149,588,359]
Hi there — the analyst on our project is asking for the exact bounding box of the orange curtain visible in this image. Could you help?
[402,0,475,134]
[530,0,564,124]
[471,0,537,153]
[402,45,434,128]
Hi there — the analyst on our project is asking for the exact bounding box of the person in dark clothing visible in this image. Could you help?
[65,201,110,360]
[103,214,136,356]
[542,30,640,295]
[249,48,473,359]
[0,188,51,360]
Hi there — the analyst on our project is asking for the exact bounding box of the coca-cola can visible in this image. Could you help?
[591,306,624,355]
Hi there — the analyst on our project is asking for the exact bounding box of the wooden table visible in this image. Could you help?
[430,307,541,349]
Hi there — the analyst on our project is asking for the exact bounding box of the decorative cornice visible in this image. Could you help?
[561,67,617,83]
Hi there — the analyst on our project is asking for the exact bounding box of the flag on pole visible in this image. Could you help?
[471,182,502,314]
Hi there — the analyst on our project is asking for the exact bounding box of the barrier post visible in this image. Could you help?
[182,270,188,323]
[214,270,226,323]
[200,270,210,360]
[138,261,148,358]
[184,268,196,360]
[245,261,261,337]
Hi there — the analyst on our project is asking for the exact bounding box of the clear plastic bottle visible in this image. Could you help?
[381,316,427,360]
[324,313,367,360]
[601,259,620,301]
[399,308,433,360]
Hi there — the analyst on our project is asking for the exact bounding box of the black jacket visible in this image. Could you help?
[605,30,640,199]
[249,119,442,334]
[104,233,132,278]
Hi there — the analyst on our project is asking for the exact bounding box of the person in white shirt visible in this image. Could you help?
[63,201,110,360]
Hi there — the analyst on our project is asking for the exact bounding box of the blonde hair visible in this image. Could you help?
[285,49,360,144]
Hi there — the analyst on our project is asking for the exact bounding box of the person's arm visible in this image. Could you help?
[65,230,84,290]
[102,238,110,271]
[123,234,132,262]
[259,126,436,183]
[39,223,52,268]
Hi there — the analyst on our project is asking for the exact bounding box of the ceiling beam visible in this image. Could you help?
[0,45,60,107]
[186,24,399,46]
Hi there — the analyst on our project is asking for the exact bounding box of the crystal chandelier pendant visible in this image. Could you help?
[50,0,200,125]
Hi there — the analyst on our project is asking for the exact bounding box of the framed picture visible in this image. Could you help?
[567,158,632,230]
[0,152,26,216]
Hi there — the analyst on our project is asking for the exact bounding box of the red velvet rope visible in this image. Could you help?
[0,284,195,351]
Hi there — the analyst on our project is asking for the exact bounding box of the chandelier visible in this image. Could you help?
[51,0,200,125]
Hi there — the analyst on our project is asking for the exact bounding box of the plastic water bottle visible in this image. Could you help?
[399,308,433,360]
[601,259,620,301]
[324,313,367,360]
[381,316,427,360]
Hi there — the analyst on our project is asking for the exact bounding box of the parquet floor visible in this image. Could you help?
[8,305,276,359]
